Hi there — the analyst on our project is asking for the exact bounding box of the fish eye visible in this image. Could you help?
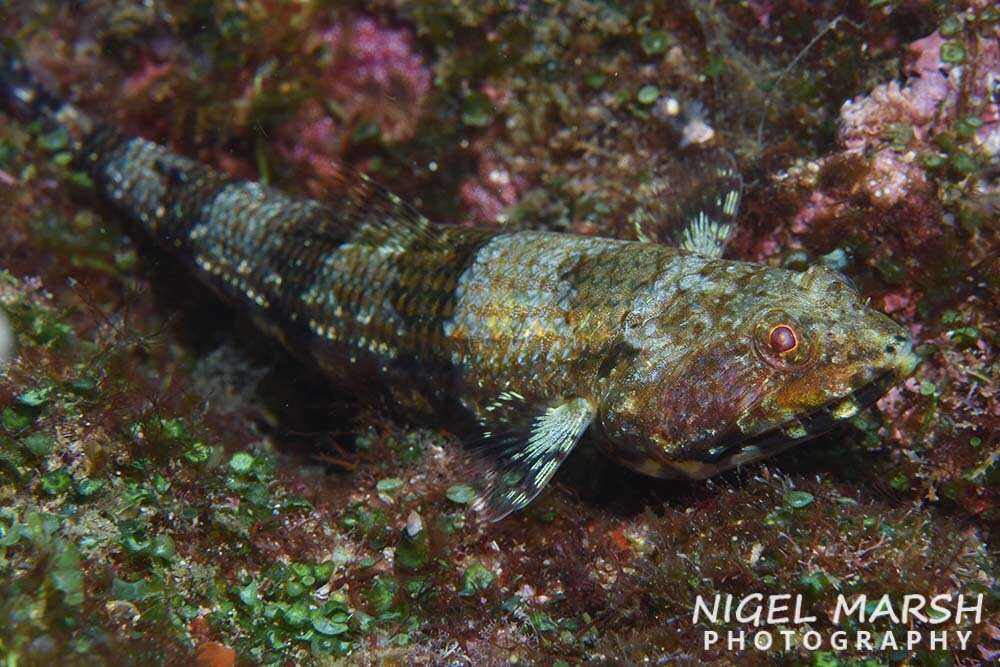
[768,324,798,355]
[753,311,811,369]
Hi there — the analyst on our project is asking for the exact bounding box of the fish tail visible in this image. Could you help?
[0,52,481,385]
[77,127,332,318]
[0,47,72,126]
[68,108,450,358]
[0,47,312,325]
[0,47,56,121]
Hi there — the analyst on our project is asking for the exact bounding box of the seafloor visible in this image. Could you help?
[0,1,997,665]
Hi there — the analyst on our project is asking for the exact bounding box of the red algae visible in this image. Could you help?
[457,142,524,225]
[277,15,432,176]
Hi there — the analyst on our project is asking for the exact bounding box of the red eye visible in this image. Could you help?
[768,324,798,354]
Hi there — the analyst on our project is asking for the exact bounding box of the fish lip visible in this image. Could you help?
[694,370,896,466]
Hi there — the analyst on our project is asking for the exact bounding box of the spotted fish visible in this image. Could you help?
[0,53,918,520]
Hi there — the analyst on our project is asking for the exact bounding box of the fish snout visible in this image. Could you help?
[880,331,919,380]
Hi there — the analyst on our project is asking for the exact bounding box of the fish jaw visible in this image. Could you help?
[596,262,920,480]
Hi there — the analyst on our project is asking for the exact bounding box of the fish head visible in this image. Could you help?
[597,262,918,479]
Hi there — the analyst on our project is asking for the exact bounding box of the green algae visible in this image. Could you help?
[459,562,495,597]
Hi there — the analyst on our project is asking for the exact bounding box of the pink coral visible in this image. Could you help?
[779,24,1000,230]
[791,191,840,234]
[278,16,431,174]
[838,73,949,151]
[862,149,929,208]
[316,16,431,138]
[278,102,342,179]
[120,58,173,102]
[906,30,947,76]
[458,144,525,225]
[876,287,919,322]
[839,26,1000,154]
[748,0,773,29]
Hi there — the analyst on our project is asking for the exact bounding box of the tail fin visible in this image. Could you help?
[0,46,93,141]
[0,48,62,122]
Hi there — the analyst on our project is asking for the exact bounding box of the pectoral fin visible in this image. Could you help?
[467,395,595,521]
[633,149,743,259]
[675,157,742,258]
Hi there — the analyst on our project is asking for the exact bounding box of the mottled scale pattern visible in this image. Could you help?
[78,129,913,441]
[448,233,668,399]
[81,130,501,405]
[0,52,920,520]
[81,127,719,421]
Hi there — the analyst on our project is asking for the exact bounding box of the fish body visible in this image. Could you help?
[1,53,918,519]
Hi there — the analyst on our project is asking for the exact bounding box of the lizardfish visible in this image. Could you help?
[0,51,917,519]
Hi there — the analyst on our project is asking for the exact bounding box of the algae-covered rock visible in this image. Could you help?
[0,0,997,664]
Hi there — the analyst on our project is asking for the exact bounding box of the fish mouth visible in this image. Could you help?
[692,371,896,470]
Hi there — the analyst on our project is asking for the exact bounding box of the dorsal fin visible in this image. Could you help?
[634,149,743,258]
[293,162,441,250]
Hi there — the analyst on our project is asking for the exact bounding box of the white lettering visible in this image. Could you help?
[928,593,952,624]
[767,594,791,624]
[689,592,984,653]
[833,594,866,623]
[929,630,948,650]
[794,594,818,623]
[694,595,721,624]
[956,594,983,624]
[901,594,927,623]
[869,595,900,623]
[736,593,764,627]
